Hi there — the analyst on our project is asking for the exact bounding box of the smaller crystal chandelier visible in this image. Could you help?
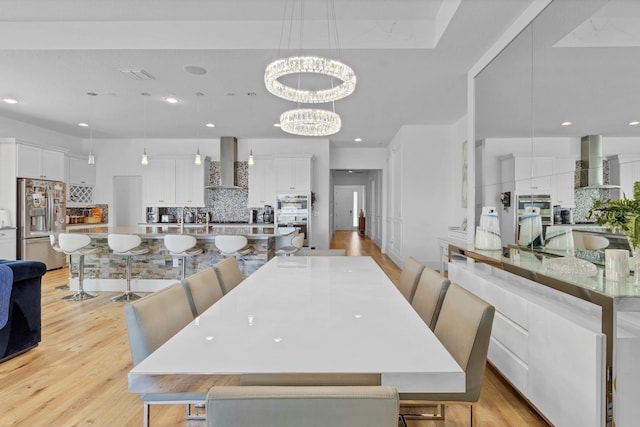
[280,109,341,136]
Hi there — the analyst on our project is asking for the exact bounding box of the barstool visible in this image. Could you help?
[276,232,305,256]
[108,234,148,302]
[164,234,203,280]
[214,235,251,257]
[58,233,97,301]
[49,234,69,291]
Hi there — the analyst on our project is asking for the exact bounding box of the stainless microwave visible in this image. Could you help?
[516,194,553,225]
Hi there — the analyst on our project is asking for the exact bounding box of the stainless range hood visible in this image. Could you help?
[578,135,620,189]
[206,136,241,189]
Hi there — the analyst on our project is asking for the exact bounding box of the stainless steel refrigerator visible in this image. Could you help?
[17,178,67,270]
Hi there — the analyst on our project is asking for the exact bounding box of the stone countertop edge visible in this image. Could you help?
[64,225,296,239]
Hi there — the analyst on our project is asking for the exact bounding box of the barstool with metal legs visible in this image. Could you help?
[49,234,69,291]
[214,235,251,257]
[164,234,203,280]
[58,233,97,301]
[108,234,148,302]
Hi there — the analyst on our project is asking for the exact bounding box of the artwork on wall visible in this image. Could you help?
[461,141,468,208]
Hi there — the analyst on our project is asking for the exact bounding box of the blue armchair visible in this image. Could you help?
[0,260,46,362]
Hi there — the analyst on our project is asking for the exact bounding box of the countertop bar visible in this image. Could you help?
[448,243,640,299]
[66,225,295,239]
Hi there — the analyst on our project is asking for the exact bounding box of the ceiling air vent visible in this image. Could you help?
[119,69,155,80]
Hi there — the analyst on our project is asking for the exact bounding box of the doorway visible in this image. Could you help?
[334,185,365,231]
[113,176,142,226]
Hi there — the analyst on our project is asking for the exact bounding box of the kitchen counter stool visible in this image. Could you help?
[58,233,97,301]
[164,235,203,280]
[49,234,69,291]
[108,234,148,302]
[214,235,251,257]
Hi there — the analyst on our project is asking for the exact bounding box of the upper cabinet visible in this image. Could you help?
[501,155,553,194]
[275,156,312,193]
[175,157,209,206]
[145,157,210,207]
[553,157,576,208]
[145,159,176,206]
[67,156,95,186]
[66,155,96,206]
[248,158,275,207]
[17,144,65,181]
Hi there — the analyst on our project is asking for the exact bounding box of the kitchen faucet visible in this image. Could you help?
[180,206,193,234]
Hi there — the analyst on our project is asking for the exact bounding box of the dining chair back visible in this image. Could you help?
[411,267,451,330]
[400,283,495,427]
[206,386,399,427]
[181,267,224,317]
[124,282,194,365]
[397,256,425,302]
[124,282,203,426]
[214,257,244,294]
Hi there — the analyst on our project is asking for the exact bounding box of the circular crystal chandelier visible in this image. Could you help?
[264,56,356,104]
[279,108,342,136]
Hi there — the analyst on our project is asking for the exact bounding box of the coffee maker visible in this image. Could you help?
[146,207,160,223]
[263,205,274,224]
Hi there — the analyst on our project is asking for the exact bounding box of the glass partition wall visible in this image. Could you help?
[474,0,640,263]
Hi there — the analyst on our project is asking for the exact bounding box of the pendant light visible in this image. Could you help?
[195,92,204,165]
[87,92,97,165]
[248,149,254,166]
[141,92,149,165]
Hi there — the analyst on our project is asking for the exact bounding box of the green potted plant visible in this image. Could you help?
[588,181,640,281]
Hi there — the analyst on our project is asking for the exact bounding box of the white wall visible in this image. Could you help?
[386,125,457,269]
[330,147,387,170]
[0,116,83,152]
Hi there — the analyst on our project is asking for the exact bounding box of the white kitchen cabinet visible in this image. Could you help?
[248,158,275,207]
[175,157,209,206]
[609,155,640,199]
[0,228,16,260]
[275,156,311,193]
[145,159,176,205]
[17,144,65,181]
[67,156,96,185]
[553,157,576,207]
[501,155,553,194]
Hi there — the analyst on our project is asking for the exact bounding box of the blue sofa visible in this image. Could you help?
[0,260,46,362]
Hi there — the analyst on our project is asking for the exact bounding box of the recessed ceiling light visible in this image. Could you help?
[78,122,89,127]
[561,121,572,126]
[629,121,640,126]
[348,170,353,173]
[273,123,281,128]
[165,96,180,104]
[2,98,18,104]
[205,123,215,128]
[184,65,207,75]
[354,138,362,142]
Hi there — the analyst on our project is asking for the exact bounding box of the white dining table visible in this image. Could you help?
[128,256,464,394]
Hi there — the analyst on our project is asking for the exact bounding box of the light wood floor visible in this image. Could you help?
[0,231,548,426]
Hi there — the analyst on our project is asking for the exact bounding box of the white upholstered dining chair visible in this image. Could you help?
[124,282,205,426]
[400,283,495,427]
[206,386,399,427]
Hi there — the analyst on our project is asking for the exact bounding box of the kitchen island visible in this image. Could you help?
[446,242,640,427]
[62,224,296,293]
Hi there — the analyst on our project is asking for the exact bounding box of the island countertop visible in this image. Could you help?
[65,225,296,239]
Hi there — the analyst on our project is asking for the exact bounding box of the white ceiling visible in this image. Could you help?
[0,0,533,147]
[476,0,640,140]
